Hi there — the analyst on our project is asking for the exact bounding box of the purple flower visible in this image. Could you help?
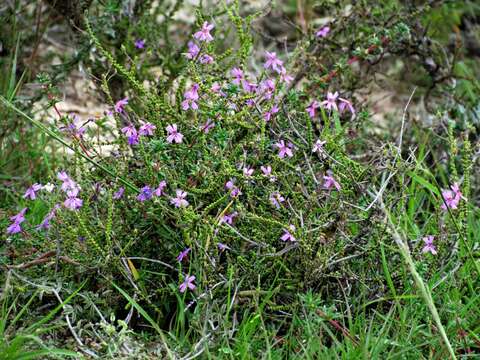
[114,97,129,113]
[7,222,22,235]
[422,235,437,255]
[225,179,241,198]
[269,191,285,209]
[264,105,279,122]
[137,186,153,202]
[138,121,156,136]
[134,39,146,49]
[193,21,214,42]
[154,181,167,196]
[23,183,43,200]
[57,171,70,183]
[113,187,125,199]
[322,92,339,111]
[217,243,230,252]
[219,211,238,225]
[441,183,464,211]
[231,68,244,85]
[275,140,294,159]
[338,97,355,116]
[181,84,199,111]
[57,172,79,193]
[323,172,341,191]
[10,208,27,223]
[171,189,189,208]
[63,114,86,138]
[242,80,258,93]
[6,208,27,235]
[200,119,215,134]
[64,196,83,211]
[243,167,254,177]
[128,134,139,146]
[211,82,222,93]
[37,204,60,230]
[312,139,326,154]
[316,26,330,38]
[306,100,321,118]
[258,79,276,100]
[185,41,200,59]
[177,247,191,262]
[279,67,294,83]
[121,124,137,138]
[281,225,296,242]
[261,165,272,176]
[166,124,184,144]
[264,51,284,73]
[179,275,196,293]
[199,54,214,64]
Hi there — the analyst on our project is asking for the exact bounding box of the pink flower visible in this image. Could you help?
[7,222,22,235]
[312,139,326,154]
[171,190,189,208]
[137,186,153,202]
[185,41,200,59]
[217,243,230,251]
[134,39,145,49]
[264,51,284,73]
[177,247,191,262]
[179,275,196,293]
[281,225,296,242]
[121,124,137,138]
[242,80,258,93]
[306,100,321,118]
[422,235,437,255]
[260,165,272,177]
[37,204,60,230]
[211,82,222,93]
[200,119,215,133]
[128,134,139,146]
[279,67,294,83]
[138,121,156,136]
[264,105,279,122]
[10,208,27,223]
[220,211,238,225]
[225,179,241,198]
[64,196,83,211]
[23,183,43,200]
[322,92,339,111]
[166,124,184,144]
[199,54,214,64]
[316,26,330,38]
[275,140,294,159]
[323,172,341,191]
[269,191,285,209]
[258,79,276,99]
[231,68,244,85]
[441,182,464,210]
[243,167,254,177]
[113,187,125,199]
[181,83,199,111]
[114,97,129,113]
[154,181,167,196]
[194,21,214,42]
[338,98,355,116]
[6,208,27,235]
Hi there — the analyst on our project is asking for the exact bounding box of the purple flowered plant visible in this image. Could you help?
[177,247,191,262]
[137,186,153,202]
[154,181,167,197]
[166,124,184,144]
[275,140,294,159]
[323,172,341,191]
[264,51,283,73]
[113,187,125,200]
[138,121,156,136]
[322,92,339,111]
[306,100,321,118]
[316,26,330,38]
[185,41,200,59]
[6,208,27,235]
[134,39,146,49]
[181,84,199,111]
[269,191,285,209]
[441,183,464,211]
[281,225,296,242]
[114,97,129,113]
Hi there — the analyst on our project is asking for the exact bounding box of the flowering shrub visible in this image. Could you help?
[1,0,480,357]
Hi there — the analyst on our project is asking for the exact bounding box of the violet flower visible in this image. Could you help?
[181,84,199,111]
[193,21,214,42]
[312,139,327,154]
[134,39,146,49]
[269,191,285,209]
[114,97,129,113]
[199,54,214,64]
[217,243,230,252]
[322,92,339,111]
[179,275,196,293]
[23,183,43,200]
[264,51,284,73]
[6,208,27,235]
[281,225,296,242]
[177,247,191,262]
[422,235,437,255]
[219,211,238,225]
[441,183,465,211]
[121,124,137,138]
[316,26,330,38]
[338,97,355,116]
[275,140,294,159]
[279,67,294,83]
[64,196,83,211]
[243,167,254,177]
[200,119,215,134]
[306,100,321,118]
[231,68,244,85]
[171,190,189,208]
[138,121,156,136]
[323,172,341,191]
[166,124,184,144]
[154,181,167,197]
[113,187,125,199]
[137,186,153,202]
[264,105,279,122]
[185,41,200,59]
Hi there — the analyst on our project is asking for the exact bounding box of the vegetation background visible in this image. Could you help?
[1,0,479,358]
